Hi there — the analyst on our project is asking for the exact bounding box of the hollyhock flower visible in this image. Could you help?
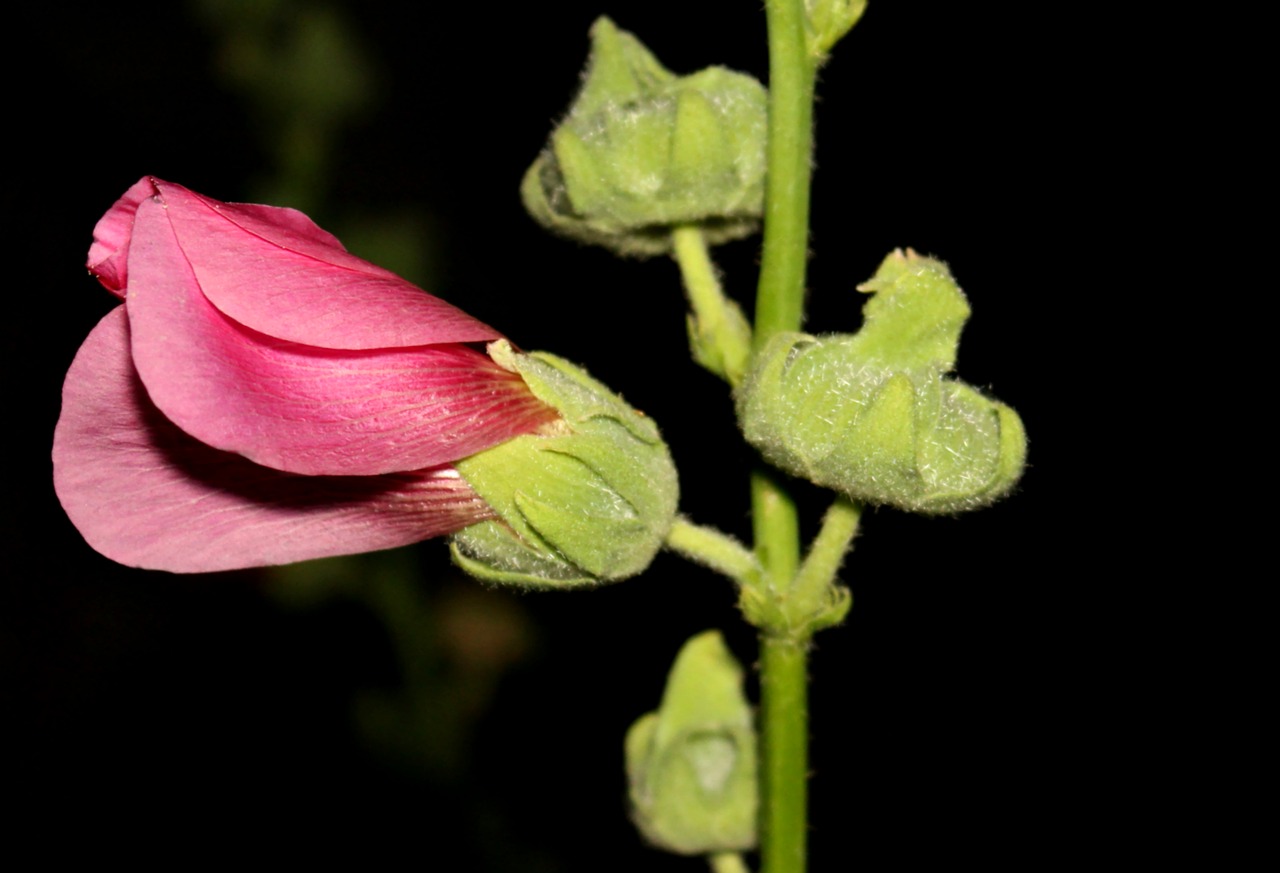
[53,177,562,573]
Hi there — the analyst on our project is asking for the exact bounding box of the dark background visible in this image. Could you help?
[8,1,1095,867]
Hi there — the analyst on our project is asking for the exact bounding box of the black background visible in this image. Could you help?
[8,1,1098,867]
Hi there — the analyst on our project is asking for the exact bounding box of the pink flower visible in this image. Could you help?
[54,177,559,572]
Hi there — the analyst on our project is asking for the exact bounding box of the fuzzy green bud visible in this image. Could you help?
[736,250,1027,514]
[625,631,757,855]
[806,0,868,58]
[450,341,679,588]
[521,17,767,256]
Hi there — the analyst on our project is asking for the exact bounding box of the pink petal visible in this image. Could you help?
[86,177,155,298]
[151,178,501,349]
[53,309,497,573]
[125,196,557,475]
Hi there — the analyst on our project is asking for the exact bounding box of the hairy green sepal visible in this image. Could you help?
[521,17,767,256]
[451,341,679,588]
[626,631,757,855]
[736,249,1027,514]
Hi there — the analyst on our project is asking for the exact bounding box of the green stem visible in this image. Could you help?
[753,2,819,873]
[791,497,861,621]
[759,635,808,873]
[665,517,761,586]
[672,225,720,315]
[672,224,751,385]
[709,851,752,873]
[750,470,801,590]
[755,0,817,345]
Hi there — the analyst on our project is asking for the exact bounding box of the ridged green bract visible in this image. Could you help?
[625,631,757,855]
[736,250,1027,514]
[521,17,767,256]
[450,341,678,588]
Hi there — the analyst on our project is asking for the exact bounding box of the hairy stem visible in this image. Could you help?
[791,497,861,620]
[758,633,808,873]
[755,0,816,345]
[665,517,761,586]
[672,224,751,385]
[753,2,820,872]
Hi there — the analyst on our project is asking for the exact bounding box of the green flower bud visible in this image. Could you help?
[450,341,679,588]
[805,0,868,58]
[521,17,768,256]
[625,631,757,855]
[736,250,1027,514]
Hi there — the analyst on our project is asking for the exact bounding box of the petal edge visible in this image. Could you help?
[53,309,498,572]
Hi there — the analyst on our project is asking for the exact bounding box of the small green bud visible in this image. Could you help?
[450,341,679,588]
[806,0,868,58]
[522,17,768,256]
[736,250,1027,514]
[625,631,757,855]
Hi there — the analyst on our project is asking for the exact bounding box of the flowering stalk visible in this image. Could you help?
[754,1,821,871]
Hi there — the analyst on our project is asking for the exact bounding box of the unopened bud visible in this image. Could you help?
[736,250,1026,514]
[805,0,868,58]
[522,17,767,256]
[625,631,757,854]
[450,341,679,587]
